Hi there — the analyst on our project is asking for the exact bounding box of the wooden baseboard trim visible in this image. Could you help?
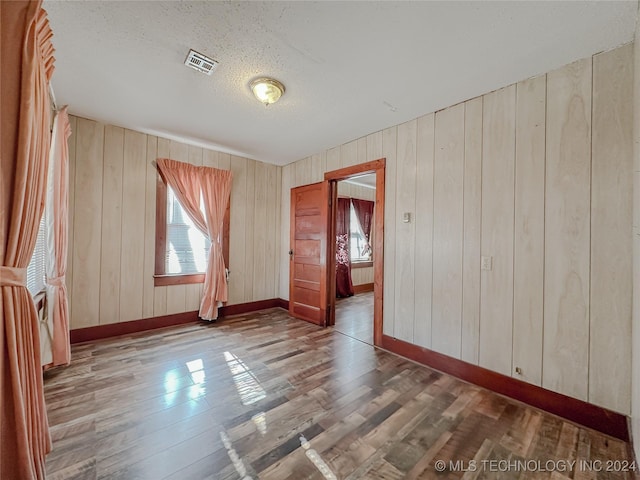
[353,283,374,294]
[380,335,629,442]
[628,418,640,478]
[217,298,283,317]
[70,298,290,344]
[70,311,199,344]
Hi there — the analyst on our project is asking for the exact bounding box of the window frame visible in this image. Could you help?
[351,260,373,269]
[154,174,230,286]
[346,199,373,269]
[348,201,370,265]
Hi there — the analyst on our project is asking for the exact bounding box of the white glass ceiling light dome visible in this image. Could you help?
[250,77,285,105]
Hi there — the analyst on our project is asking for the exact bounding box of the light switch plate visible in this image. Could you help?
[481,256,492,271]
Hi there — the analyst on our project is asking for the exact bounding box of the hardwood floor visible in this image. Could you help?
[334,292,374,345]
[44,307,635,480]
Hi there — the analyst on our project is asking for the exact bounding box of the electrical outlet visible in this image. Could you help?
[481,256,492,271]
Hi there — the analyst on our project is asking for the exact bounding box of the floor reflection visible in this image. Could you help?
[220,430,253,480]
[252,411,267,435]
[300,434,337,480]
[224,351,266,406]
[186,358,206,400]
[186,359,205,383]
[163,369,180,406]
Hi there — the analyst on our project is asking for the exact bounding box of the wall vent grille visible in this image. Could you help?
[184,49,218,75]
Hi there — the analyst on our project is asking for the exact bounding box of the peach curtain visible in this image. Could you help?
[156,159,232,320]
[45,107,72,367]
[199,168,233,320]
[1,1,54,478]
[156,158,208,234]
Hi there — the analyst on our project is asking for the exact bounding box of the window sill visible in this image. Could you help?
[154,273,205,286]
[351,261,373,269]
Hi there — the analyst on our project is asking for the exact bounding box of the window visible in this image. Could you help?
[349,203,372,263]
[26,213,47,295]
[165,186,210,274]
[155,176,230,286]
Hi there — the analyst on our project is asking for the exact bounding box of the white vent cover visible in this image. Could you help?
[184,49,218,75]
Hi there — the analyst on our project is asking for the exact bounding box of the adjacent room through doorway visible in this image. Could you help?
[332,173,376,344]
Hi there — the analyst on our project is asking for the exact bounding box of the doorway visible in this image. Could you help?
[325,159,385,347]
[288,159,385,345]
[333,174,376,344]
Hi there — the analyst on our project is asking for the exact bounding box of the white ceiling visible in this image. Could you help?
[44,1,637,166]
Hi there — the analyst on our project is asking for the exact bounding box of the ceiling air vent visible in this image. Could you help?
[184,49,218,75]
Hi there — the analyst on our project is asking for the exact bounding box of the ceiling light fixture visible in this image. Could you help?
[250,77,285,105]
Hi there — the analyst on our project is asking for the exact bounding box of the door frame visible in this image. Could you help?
[325,159,385,346]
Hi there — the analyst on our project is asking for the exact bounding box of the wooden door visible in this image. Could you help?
[289,182,330,326]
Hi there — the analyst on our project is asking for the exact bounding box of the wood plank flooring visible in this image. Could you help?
[334,292,374,345]
[44,307,635,479]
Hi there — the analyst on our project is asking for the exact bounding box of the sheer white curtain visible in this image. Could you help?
[43,106,72,368]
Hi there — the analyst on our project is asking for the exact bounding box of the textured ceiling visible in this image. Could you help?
[44,1,637,166]
[344,173,376,190]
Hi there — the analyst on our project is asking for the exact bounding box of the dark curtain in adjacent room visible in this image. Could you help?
[335,198,354,298]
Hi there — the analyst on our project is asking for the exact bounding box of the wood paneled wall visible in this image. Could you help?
[280,139,382,299]
[66,117,281,330]
[631,29,640,460]
[631,28,640,458]
[279,44,633,414]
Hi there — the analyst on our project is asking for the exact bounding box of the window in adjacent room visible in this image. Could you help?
[349,203,371,263]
